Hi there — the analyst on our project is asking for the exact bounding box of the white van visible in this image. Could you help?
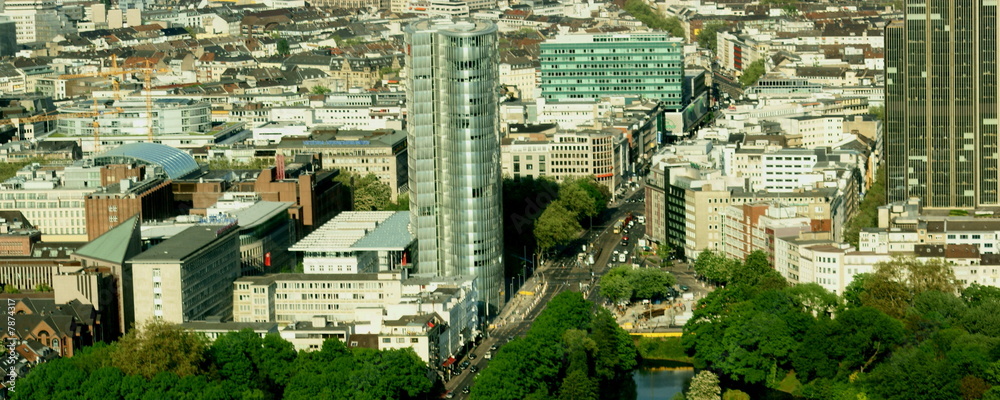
[637,215,646,224]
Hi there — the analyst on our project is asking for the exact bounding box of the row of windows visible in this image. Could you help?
[382,337,420,343]
[947,234,985,240]
[547,64,682,71]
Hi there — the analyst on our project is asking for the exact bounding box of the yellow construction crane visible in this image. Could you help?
[0,105,124,152]
[59,57,170,144]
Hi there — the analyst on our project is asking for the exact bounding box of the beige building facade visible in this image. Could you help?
[129,225,240,325]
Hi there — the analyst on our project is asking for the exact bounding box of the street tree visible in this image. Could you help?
[861,256,959,318]
[310,85,331,95]
[728,250,777,288]
[629,268,676,300]
[559,181,596,221]
[534,201,581,251]
[574,177,611,216]
[656,243,673,266]
[600,273,632,304]
[693,249,734,285]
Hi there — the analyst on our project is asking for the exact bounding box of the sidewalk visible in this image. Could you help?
[490,265,548,332]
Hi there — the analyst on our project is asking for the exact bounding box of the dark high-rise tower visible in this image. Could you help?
[885,1,999,209]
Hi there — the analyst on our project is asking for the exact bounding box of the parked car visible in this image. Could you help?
[460,361,471,370]
[462,386,472,394]
[469,353,477,360]
[679,285,690,292]
[470,365,479,373]
[444,391,455,399]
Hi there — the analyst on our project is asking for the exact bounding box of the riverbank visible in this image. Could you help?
[632,336,694,364]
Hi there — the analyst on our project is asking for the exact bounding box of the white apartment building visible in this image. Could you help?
[776,115,852,148]
[408,0,470,17]
[0,166,95,241]
[861,217,1000,258]
[500,59,538,101]
[0,63,27,95]
[2,0,68,44]
[761,151,825,192]
[535,98,613,130]
[290,211,414,275]
[233,272,405,325]
[716,31,764,74]
[269,105,404,130]
[232,271,479,365]
[501,130,624,193]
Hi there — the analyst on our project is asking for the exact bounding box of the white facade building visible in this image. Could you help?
[290,211,414,275]
[2,0,68,44]
[405,19,504,312]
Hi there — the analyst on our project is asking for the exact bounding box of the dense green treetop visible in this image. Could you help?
[682,253,1000,400]
[13,324,433,400]
[472,292,637,400]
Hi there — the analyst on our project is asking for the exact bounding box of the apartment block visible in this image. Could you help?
[720,203,770,261]
[233,272,405,325]
[233,271,478,365]
[501,130,624,193]
[129,224,240,325]
[277,129,408,201]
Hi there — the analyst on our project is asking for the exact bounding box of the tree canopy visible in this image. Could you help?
[277,39,290,56]
[531,178,610,251]
[334,171,405,211]
[697,22,728,53]
[471,292,637,400]
[681,250,1000,400]
[13,327,433,400]
[599,265,677,303]
[623,0,685,38]
[738,59,766,88]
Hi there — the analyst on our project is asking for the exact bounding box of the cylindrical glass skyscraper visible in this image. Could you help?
[405,19,505,316]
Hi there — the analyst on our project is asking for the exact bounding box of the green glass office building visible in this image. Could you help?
[885,1,999,209]
[540,33,685,111]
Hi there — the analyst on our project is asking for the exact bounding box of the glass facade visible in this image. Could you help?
[405,20,504,312]
[539,33,685,110]
[886,0,999,208]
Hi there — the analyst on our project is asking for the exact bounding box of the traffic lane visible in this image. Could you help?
[456,193,646,395]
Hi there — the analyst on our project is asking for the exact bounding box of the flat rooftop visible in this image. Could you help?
[130,225,231,263]
[290,211,413,252]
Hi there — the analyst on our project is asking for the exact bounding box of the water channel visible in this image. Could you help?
[632,360,695,400]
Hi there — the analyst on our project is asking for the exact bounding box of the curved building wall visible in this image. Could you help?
[405,19,504,314]
[56,100,212,138]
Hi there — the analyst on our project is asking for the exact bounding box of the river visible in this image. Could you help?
[632,360,695,400]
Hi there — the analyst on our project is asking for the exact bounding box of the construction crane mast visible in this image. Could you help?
[59,58,169,145]
[0,106,123,151]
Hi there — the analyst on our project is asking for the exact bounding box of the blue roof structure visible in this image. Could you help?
[93,143,200,179]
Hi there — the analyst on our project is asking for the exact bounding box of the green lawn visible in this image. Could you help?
[776,370,803,394]
[633,336,693,363]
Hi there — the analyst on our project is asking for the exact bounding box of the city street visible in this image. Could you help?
[442,186,650,398]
